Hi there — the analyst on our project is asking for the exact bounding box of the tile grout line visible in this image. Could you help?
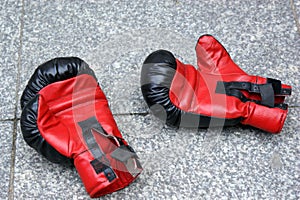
[8,0,25,199]
[0,118,19,122]
[290,0,300,34]
[113,112,149,116]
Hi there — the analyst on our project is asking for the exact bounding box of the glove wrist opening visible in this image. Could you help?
[242,102,288,133]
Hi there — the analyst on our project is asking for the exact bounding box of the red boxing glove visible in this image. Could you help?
[21,57,142,198]
[141,35,291,133]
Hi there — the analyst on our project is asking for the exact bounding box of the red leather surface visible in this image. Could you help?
[37,74,138,197]
[196,35,291,103]
[169,35,290,133]
[242,102,287,133]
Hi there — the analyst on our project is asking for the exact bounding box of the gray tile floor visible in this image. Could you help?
[1,0,299,199]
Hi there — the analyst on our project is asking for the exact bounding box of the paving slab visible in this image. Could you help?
[0,0,22,120]
[0,121,14,199]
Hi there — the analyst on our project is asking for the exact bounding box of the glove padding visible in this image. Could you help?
[141,35,291,133]
[21,57,142,198]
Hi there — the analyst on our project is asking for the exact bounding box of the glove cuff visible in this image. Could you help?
[74,116,142,198]
[74,150,141,198]
[242,102,288,133]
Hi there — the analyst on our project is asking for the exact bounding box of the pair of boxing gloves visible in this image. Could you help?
[20,34,291,198]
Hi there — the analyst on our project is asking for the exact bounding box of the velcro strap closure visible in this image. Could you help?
[220,79,291,96]
[267,78,292,95]
[111,145,138,162]
[111,145,142,177]
[78,117,117,182]
[258,83,274,108]
[267,78,291,95]
[267,78,282,94]
[215,81,288,109]
[219,82,261,93]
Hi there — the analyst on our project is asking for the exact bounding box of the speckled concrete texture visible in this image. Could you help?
[0,122,13,199]
[113,109,300,199]
[1,0,299,199]
[13,123,87,199]
[0,0,22,120]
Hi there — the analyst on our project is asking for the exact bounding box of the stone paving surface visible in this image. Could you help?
[1,0,299,199]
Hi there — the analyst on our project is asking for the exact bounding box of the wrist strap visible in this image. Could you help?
[215,80,289,109]
[78,117,117,182]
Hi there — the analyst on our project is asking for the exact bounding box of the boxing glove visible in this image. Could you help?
[141,35,291,133]
[21,57,142,198]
